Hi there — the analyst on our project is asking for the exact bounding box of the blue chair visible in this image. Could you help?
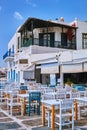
[20,86,28,90]
[78,86,85,91]
[27,92,41,116]
[74,85,85,91]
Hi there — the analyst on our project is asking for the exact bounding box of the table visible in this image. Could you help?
[41,99,60,130]
[74,97,87,120]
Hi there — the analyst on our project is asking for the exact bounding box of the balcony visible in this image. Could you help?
[21,38,76,50]
[3,51,14,62]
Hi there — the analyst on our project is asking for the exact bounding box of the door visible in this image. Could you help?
[61,33,67,47]
[39,33,54,47]
[39,33,43,46]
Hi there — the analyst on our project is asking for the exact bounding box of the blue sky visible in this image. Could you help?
[0,0,87,67]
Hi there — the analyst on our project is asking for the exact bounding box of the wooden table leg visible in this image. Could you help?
[74,100,78,120]
[52,105,55,130]
[21,97,26,116]
[70,110,72,128]
[42,103,45,126]
[24,97,26,115]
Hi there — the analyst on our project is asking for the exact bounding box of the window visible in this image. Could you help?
[43,34,50,46]
[19,59,28,64]
[39,33,54,47]
[61,33,67,47]
[18,37,20,49]
[12,45,14,53]
[82,33,87,49]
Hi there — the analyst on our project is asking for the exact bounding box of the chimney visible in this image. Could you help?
[60,17,64,22]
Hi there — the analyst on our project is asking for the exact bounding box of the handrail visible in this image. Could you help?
[21,38,76,49]
[3,51,14,60]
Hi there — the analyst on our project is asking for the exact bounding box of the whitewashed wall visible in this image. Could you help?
[76,20,87,49]
[8,31,20,54]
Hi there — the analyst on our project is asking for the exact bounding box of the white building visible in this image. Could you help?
[3,17,87,85]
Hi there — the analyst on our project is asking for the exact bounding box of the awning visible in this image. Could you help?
[25,64,35,71]
[23,64,35,80]
[61,63,83,73]
[83,62,87,72]
[41,63,59,74]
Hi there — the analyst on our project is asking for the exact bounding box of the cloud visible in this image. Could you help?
[26,0,37,7]
[14,11,23,20]
[0,6,2,11]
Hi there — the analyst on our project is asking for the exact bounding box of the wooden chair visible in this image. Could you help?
[26,92,41,116]
[7,92,21,116]
[77,100,87,120]
[20,85,28,90]
[18,90,26,102]
[0,88,6,103]
[56,92,66,99]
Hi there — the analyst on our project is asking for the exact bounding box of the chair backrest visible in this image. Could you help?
[7,91,18,104]
[56,93,66,99]
[60,99,74,110]
[20,86,28,90]
[71,92,80,98]
[29,92,41,102]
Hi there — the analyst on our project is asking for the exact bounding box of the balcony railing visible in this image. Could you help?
[3,51,14,60]
[21,38,76,50]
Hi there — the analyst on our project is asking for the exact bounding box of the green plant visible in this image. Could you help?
[65,79,72,86]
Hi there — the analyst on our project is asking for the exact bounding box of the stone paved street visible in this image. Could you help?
[0,103,87,130]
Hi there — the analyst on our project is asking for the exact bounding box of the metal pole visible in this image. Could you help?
[31,20,34,45]
[56,54,64,86]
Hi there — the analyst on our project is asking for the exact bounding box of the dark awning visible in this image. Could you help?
[18,17,77,32]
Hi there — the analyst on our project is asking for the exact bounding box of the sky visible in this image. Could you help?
[0,0,87,67]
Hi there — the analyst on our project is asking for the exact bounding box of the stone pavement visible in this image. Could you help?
[0,103,87,130]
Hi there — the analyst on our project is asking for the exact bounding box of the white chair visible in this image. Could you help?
[45,108,51,127]
[77,100,87,120]
[0,88,6,103]
[55,99,74,130]
[7,91,21,116]
[71,92,80,99]
[56,92,66,99]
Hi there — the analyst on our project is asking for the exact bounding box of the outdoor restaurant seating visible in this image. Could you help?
[26,92,41,116]
[1,81,87,130]
[7,91,21,116]
[77,100,87,120]
[55,99,74,130]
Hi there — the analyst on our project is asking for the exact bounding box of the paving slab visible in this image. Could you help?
[0,122,21,130]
